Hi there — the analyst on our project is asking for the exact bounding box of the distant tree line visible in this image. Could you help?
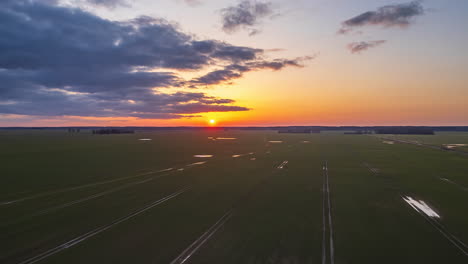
[278,127,321,134]
[375,127,434,135]
[68,128,80,133]
[344,130,373,134]
[92,129,134,134]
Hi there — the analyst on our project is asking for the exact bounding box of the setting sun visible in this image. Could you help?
[209,119,216,125]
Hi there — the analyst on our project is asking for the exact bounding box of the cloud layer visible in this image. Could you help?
[339,1,424,34]
[181,0,202,7]
[190,57,312,86]
[347,40,386,54]
[0,0,301,119]
[221,0,275,35]
[84,0,129,8]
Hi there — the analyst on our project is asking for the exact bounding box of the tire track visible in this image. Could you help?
[1,176,170,227]
[363,162,468,257]
[17,187,190,264]
[169,159,288,264]
[401,195,468,257]
[32,177,156,217]
[170,211,234,264]
[321,164,327,264]
[277,160,288,169]
[3,160,211,226]
[377,136,468,156]
[0,168,175,206]
[322,161,335,264]
[1,159,212,207]
[439,178,468,192]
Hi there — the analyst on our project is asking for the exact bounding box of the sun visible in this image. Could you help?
[209,119,216,125]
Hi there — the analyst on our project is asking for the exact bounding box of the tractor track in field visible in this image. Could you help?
[401,194,468,257]
[170,210,234,264]
[2,160,215,229]
[439,178,468,192]
[321,161,335,264]
[15,187,190,264]
[1,176,168,227]
[363,161,468,256]
[170,159,289,264]
[0,159,213,207]
[321,165,327,264]
[0,167,176,206]
[277,160,288,169]
[378,137,468,156]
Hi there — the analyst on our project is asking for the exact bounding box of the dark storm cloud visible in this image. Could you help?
[339,1,424,34]
[221,0,276,35]
[190,57,313,86]
[347,40,386,54]
[0,0,305,119]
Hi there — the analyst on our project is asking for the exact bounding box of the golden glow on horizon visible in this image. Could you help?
[4,58,467,127]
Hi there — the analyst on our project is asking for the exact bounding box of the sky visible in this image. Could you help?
[0,0,467,127]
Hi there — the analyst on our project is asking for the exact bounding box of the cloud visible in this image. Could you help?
[347,40,386,54]
[83,0,130,8]
[220,0,276,35]
[339,1,424,34]
[0,0,304,119]
[181,0,202,7]
[190,56,313,86]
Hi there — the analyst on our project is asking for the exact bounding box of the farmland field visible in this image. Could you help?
[1,130,467,264]
[374,132,468,152]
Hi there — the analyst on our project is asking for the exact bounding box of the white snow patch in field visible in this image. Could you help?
[403,196,440,218]
[138,138,152,141]
[268,141,283,143]
[193,155,213,158]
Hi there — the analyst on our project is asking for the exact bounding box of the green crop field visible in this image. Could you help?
[1,130,467,264]
[374,132,468,152]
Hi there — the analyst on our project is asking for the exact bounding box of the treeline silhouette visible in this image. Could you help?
[92,129,134,134]
[68,128,80,133]
[375,127,434,135]
[278,128,320,133]
[344,130,373,134]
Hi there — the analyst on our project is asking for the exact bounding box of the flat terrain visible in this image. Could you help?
[1,130,467,264]
[375,132,468,152]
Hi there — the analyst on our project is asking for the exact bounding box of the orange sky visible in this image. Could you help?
[1,0,468,127]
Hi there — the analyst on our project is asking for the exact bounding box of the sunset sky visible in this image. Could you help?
[1,0,467,126]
